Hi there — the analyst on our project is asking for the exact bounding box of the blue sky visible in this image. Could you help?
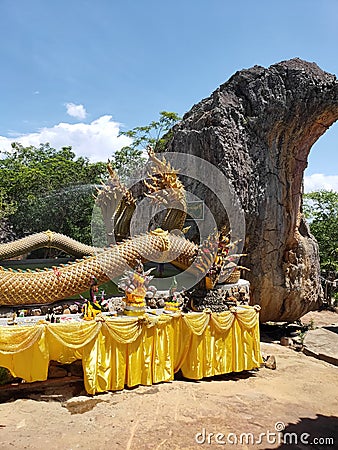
[0,0,337,191]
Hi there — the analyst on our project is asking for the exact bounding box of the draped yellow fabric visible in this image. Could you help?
[0,324,45,354]
[0,307,262,395]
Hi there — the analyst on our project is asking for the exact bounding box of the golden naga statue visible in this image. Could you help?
[0,150,243,306]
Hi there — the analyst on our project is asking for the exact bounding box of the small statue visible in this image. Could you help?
[82,276,103,320]
[7,311,17,326]
[169,276,178,297]
[118,260,157,316]
[164,277,182,312]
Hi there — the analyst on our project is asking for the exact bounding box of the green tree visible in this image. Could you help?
[0,190,15,221]
[108,147,146,181]
[115,111,181,180]
[0,143,107,247]
[303,190,338,271]
[0,111,181,248]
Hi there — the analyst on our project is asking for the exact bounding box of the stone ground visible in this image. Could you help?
[0,310,337,450]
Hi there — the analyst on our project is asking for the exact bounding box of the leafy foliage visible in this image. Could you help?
[303,190,338,271]
[0,143,107,246]
[119,111,181,151]
[115,111,181,180]
[108,147,146,181]
[0,111,181,249]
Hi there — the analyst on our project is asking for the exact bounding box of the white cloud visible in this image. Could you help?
[66,103,87,119]
[304,173,338,193]
[0,115,132,162]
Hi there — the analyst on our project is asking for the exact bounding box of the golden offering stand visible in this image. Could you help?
[124,288,147,316]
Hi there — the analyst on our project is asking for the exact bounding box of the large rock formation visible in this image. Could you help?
[168,58,338,322]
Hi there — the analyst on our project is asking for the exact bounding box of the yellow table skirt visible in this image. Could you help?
[0,306,262,395]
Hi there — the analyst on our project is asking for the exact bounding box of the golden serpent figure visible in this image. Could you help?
[0,231,198,306]
[0,150,241,306]
[0,151,197,306]
[0,230,103,261]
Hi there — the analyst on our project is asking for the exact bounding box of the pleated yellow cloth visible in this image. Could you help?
[0,306,262,394]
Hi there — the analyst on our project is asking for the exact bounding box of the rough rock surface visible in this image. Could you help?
[168,58,338,322]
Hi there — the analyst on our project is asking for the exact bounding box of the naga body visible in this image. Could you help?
[0,150,239,306]
[0,230,197,305]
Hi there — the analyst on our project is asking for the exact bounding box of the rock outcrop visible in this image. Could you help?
[168,58,338,322]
